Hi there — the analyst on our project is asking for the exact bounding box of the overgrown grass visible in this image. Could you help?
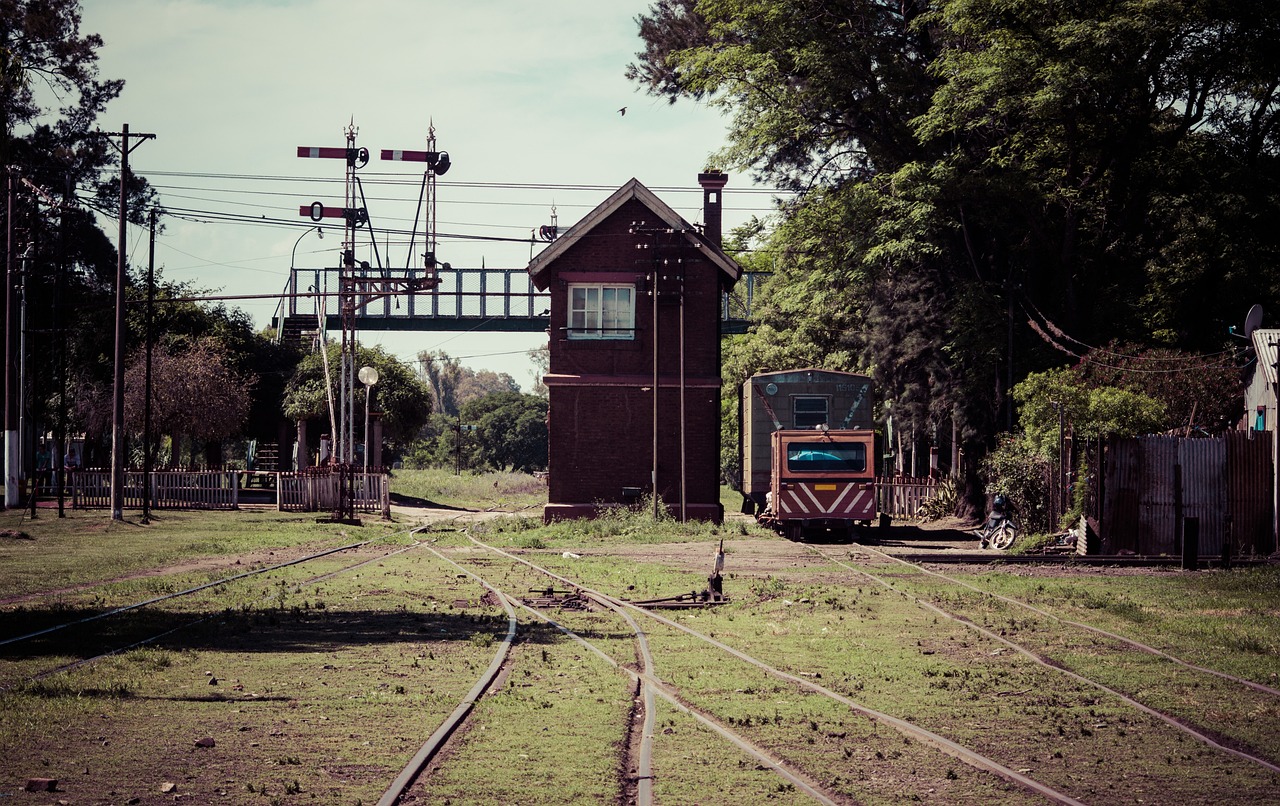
[390,467,547,511]
[0,509,388,601]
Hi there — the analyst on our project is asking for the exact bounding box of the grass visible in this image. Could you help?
[0,508,387,602]
[389,467,546,511]
[3,491,1280,803]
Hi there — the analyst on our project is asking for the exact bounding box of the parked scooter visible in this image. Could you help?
[973,494,1018,550]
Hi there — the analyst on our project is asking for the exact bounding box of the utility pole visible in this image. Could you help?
[100,124,156,520]
[4,167,17,509]
[633,224,697,521]
[142,208,156,524]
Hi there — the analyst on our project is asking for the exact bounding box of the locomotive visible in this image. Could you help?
[740,369,877,541]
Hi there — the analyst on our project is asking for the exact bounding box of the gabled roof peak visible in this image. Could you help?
[526,178,739,287]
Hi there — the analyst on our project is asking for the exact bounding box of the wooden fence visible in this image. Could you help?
[65,468,391,518]
[71,470,241,510]
[877,475,941,519]
[279,468,390,518]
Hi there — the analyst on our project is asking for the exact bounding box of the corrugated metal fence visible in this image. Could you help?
[1100,432,1273,556]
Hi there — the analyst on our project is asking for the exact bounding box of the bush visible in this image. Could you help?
[979,436,1051,532]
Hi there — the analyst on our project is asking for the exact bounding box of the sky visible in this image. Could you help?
[75,0,780,392]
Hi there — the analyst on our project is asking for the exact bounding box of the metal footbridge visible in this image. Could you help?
[272,265,762,337]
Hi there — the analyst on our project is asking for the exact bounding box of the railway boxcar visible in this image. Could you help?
[740,368,877,540]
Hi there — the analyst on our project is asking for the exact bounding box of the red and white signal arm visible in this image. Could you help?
[297,146,348,159]
[381,149,432,162]
[297,145,369,167]
[301,202,345,222]
[382,149,450,174]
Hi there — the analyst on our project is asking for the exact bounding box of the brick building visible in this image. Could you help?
[527,173,739,522]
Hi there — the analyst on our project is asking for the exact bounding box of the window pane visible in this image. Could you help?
[793,396,829,428]
[567,284,634,340]
[786,441,866,473]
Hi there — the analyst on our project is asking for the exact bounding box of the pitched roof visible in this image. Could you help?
[526,177,740,287]
[1253,329,1280,388]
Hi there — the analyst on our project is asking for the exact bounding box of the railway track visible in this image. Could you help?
[3,520,1277,803]
[809,543,1280,774]
[394,531,1278,803]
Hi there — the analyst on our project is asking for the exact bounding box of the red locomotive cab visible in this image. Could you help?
[765,429,877,541]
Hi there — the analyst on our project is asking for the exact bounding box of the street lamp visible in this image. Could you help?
[358,365,379,474]
[292,225,323,268]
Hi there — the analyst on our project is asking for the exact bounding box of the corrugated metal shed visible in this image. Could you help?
[1227,430,1274,554]
[1102,434,1271,556]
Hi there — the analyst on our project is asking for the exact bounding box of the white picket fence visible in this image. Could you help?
[876,475,941,519]
[278,468,390,517]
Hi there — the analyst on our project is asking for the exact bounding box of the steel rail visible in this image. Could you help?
[466,535,1083,806]
[847,544,1280,697]
[377,538,518,806]
[0,532,412,649]
[6,540,430,689]
[812,546,1280,775]
[504,594,841,806]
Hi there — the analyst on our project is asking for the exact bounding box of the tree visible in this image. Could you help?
[416,350,523,417]
[456,368,520,406]
[417,350,463,417]
[4,0,164,470]
[632,0,1280,501]
[283,343,432,459]
[125,339,255,466]
[1072,344,1242,434]
[461,392,548,473]
[1012,368,1166,461]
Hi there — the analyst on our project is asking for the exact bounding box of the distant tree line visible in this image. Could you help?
[1,0,548,476]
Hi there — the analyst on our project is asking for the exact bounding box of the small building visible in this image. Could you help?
[527,173,740,522]
[1244,328,1280,547]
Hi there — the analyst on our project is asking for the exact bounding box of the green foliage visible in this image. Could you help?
[979,436,1050,532]
[917,478,958,522]
[460,392,548,473]
[1074,343,1242,434]
[403,393,547,474]
[1012,367,1165,460]
[282,343,432,455]
[631,0,1280,482]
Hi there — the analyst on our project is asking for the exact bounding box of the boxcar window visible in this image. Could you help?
[792,396,829,428]
[786,441,866,473]
[568,284,634,339]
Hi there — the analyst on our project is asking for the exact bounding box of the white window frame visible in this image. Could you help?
[567,283,635,340]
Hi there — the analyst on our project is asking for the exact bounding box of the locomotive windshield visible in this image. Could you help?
[785,441,867,473]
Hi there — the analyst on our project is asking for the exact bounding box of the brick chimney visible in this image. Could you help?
[698,171,728,248]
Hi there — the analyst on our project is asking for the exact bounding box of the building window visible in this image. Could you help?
[793,396,829,429]
[568,284,634,339]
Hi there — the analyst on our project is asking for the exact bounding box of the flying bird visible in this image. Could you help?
[618,107,627,116]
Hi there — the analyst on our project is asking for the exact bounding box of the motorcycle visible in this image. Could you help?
[973,494,1018,550]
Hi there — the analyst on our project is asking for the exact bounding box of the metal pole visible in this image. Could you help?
[142,208,155,524]
[651,238,660,519]
[678,257,686,522]
[56,174,68,517]
[5,167,16,508]
[109,124,130,519]
[20,242,32,518]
